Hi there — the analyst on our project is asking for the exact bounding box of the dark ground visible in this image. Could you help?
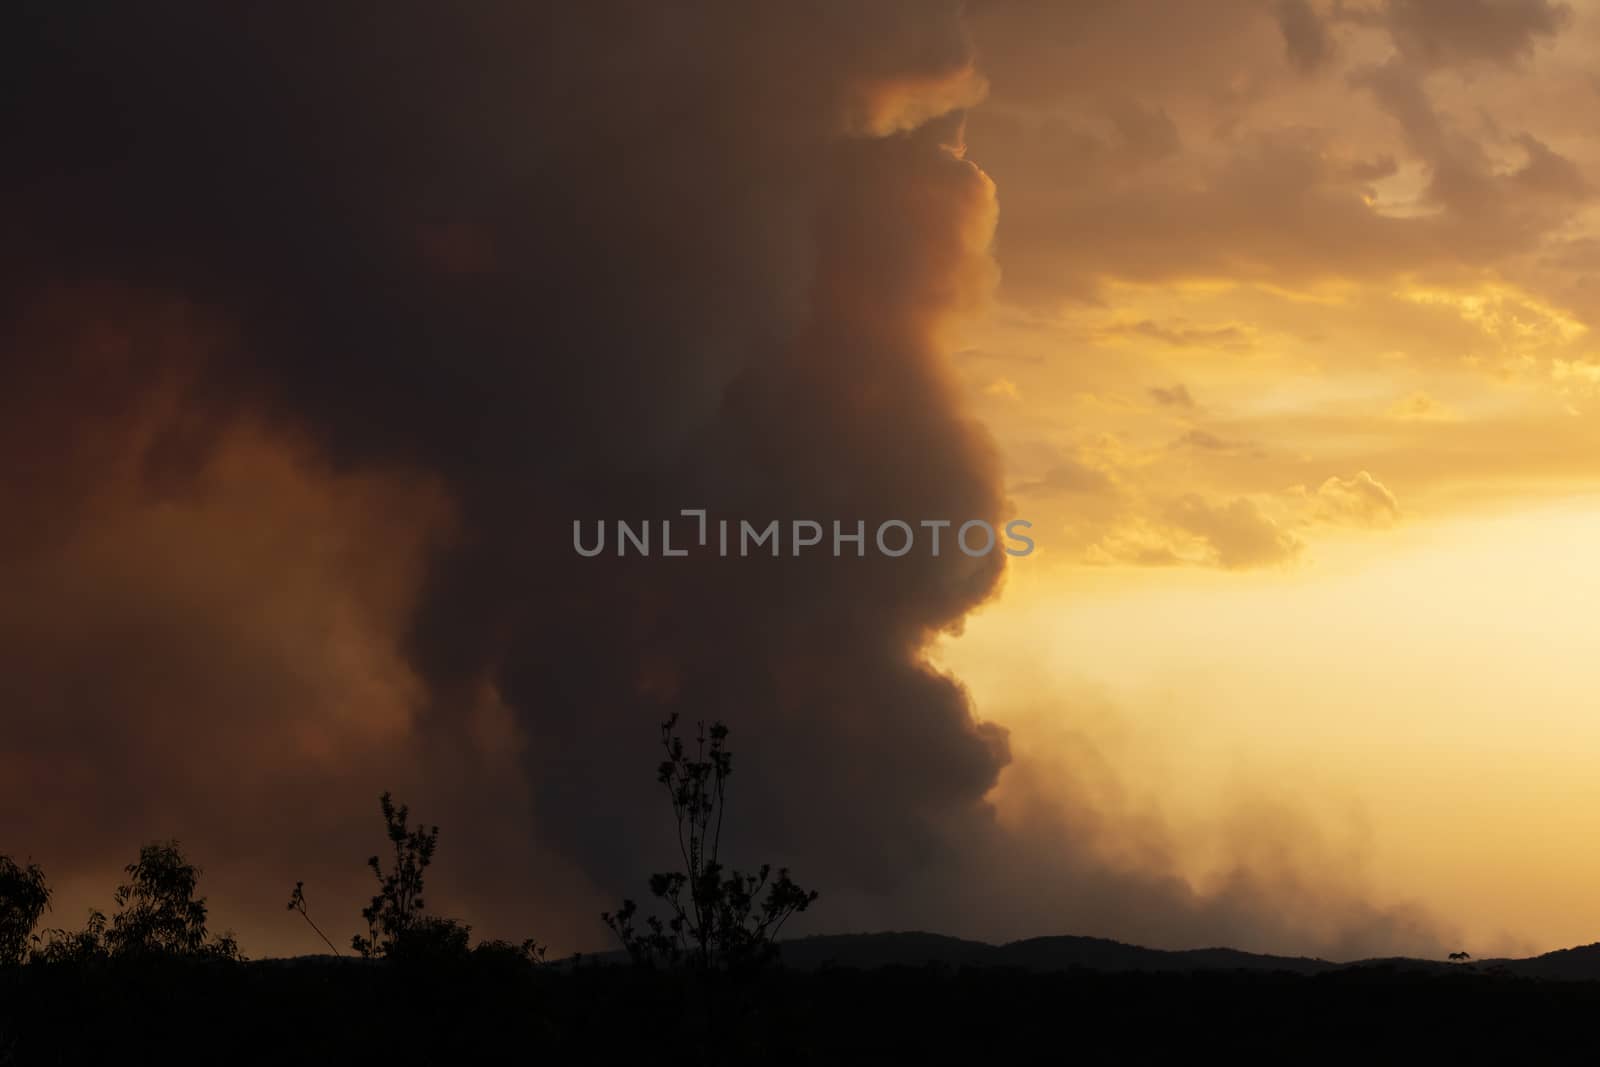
[4,949,1599,1064]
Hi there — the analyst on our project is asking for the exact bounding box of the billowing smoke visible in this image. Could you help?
[0,2,1443,958]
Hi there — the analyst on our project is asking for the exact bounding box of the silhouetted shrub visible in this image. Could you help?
[472,937,548,969]
[328,791,546,966]
[104,841,240,960]
[0,856,50,966]
[603,715,818,970]
[35,909,107,964]
[387,915,472,965]
[352,791,438,958]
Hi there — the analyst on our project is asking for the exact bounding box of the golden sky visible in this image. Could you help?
[938,0,1600,956]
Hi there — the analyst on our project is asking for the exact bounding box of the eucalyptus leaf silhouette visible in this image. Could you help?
[86,841,241,960]
[0,855,50,966]
[34,909,107,965]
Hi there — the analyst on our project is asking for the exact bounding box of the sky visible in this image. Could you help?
[933,0,1600,957]
[4,1,1600,961]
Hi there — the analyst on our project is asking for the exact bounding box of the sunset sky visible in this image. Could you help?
[7,1,1600,961]
[937,0,1600,957]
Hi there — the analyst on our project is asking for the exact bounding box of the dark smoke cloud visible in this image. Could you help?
[1,2,1444,958]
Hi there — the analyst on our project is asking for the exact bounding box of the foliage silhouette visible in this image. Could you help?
[338,791,547,964]
[105,841,240,960]
[33,842,238,962]
[385,914,471,964]
[0,855,50,966]
[36,908,108,965]
[352,791,439,959]
[603,715,818,970]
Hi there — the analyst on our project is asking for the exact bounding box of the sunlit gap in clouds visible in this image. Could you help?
[940,497,1600,957]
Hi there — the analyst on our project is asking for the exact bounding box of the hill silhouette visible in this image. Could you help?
[14,932,1600,1062]
[571,929,1600,979]
[686,931,1338,974]
[1479,941,1600,979]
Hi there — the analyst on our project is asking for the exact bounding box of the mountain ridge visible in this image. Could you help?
[566,930,1600,978]
[264,931,1600,979]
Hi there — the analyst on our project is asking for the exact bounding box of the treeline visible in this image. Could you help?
[8,719,1600,1061]
[0,715,816,971]
[0,842,238,966]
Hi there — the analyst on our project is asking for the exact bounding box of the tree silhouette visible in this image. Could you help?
[316,791,547,965]
[103,841,239,960]
[0,855,50,966]
[35,908,107,965]
[603,715,818,970]
[351,791,439,958]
